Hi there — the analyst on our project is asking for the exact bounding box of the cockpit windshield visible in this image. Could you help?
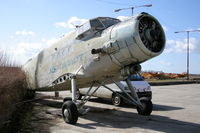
[99,17,120,28]
[76,17,120,40]
[90,19,104,30]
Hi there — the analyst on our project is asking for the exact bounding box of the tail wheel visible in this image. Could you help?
[137,100,153,115]
[62,101,78,124]
[112,93,122,106]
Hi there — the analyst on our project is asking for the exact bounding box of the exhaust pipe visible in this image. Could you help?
[121,64,141,77]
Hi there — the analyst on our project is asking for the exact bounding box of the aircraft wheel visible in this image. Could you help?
[112,93,122,106]
[63,97,71,102]
[137,100,153,115]
[62,101,78,124]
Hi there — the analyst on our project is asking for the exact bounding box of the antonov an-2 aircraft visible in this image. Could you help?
[23,12,165,124]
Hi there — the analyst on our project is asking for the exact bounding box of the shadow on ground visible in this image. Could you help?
[36,97,184,111]
[32,98,199,133]
[87,98,184,111]
[79,105,200,133]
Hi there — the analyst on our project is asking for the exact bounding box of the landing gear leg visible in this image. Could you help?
[125,79,142,106]
[71,76,77,103]
[62,77,105,124]
[62,75,78,124]
[125,78,152,115]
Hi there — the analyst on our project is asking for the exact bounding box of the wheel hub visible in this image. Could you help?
[114,96,120,104]
[64,109,69,118]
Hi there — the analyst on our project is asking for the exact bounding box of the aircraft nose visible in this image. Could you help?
[138,14,165,53]
[98,13,165,69]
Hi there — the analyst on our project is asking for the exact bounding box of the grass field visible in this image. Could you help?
[0,52,26,127]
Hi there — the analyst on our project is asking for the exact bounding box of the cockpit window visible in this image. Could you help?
[99,18,120,28]
[90,19,105,30]
[76,17,120,40]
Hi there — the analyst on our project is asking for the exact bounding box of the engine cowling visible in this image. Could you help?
[101,12,165,76]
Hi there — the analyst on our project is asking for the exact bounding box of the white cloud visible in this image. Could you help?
[55,16,87,29]
[165,37,200,54]
[15,30,35,36]
[42,37,58,46]
[67,17,87,28]
[9,42,45,64]
[10,35,14,39]
[159,60,172,66]
[3,37,59,64]
[54,22,68,28]
[117,16,130,21]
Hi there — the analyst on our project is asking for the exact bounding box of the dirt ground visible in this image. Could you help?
[19,84,200,133]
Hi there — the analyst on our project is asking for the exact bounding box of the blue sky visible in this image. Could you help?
[0,0,200,74]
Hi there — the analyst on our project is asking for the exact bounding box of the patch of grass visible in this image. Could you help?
[0,52,27,126]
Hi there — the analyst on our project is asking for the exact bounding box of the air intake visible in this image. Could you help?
[138,15,165,53]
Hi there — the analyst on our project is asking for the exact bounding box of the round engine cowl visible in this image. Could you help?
[136,13,166,55]
[104,12,166,68]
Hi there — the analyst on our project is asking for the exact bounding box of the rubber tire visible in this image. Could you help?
[63,97,71,102]
[62,101,78,124]
[112,94,122,106]
[137,100,153,116]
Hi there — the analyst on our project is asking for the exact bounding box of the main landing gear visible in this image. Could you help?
[62,101,78,124]
[62,75,153,124]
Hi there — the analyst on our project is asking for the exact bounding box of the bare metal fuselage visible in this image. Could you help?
[23,13,165,91]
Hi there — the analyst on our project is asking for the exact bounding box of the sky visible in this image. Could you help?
[0,0,200,74]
